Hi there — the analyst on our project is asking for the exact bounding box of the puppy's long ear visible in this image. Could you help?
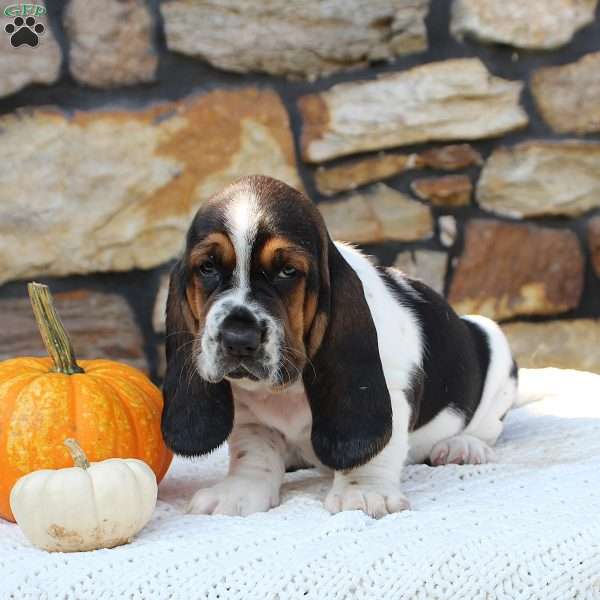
[161,260,234,456]
[303,242,392,471]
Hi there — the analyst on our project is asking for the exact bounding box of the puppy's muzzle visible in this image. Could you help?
[219,308,268,379]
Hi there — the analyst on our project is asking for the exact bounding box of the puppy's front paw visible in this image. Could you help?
[188,476,279,516]
[325,483,410,518]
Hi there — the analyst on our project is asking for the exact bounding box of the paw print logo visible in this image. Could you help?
[4,16,45,47]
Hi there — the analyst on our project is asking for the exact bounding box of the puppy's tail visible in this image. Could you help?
[515,367,600,407]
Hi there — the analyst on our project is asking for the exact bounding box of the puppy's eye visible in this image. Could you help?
[198,258,217,276]
[277,265,297,279]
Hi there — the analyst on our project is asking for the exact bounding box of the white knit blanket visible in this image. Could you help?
[2,369,600,600]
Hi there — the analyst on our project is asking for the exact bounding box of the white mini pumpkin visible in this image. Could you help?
[10,439,158,552]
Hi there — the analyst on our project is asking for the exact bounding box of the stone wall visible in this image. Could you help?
[1,0,599,380]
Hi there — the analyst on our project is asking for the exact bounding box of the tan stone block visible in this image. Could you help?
[64,0,157,87]
[531,52,600,135]
[503,320,600,374]
[411,175,472,207]
[162,0,429,79]
[477,141,600,218]
[451,0,598,49]
[418,144,483,171]
[319,184,433,244]
[299,58,527,162]
[449,220,584,320]
[314,154,420,196]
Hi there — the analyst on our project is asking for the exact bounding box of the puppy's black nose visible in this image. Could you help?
[221,325,261,357]
[220,311,263,358]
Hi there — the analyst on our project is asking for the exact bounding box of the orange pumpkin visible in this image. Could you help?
[0,283,172,522]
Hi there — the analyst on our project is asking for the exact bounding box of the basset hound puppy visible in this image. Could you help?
[162,175,518,518]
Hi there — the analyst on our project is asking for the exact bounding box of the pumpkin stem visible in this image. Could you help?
[27,282,84,375]
[64,439,91,470]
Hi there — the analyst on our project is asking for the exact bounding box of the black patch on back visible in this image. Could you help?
[379,268,491,430]
[462,318,491,398]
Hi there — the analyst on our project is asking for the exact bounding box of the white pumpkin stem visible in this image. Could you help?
[28,282,84,375]
[64,439,91,470]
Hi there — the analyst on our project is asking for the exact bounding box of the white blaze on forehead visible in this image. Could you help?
[226,190,261,291]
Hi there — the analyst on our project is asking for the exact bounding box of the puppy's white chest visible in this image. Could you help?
[231,381,313,445]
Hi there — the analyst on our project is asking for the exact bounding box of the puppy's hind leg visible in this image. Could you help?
[429,364,518,466]
[425,314,519,467]
[429,433,496,466]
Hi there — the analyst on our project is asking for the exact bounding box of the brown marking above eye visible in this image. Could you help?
[186,233,235,323]
[259,236,310,275]
[189,232,235,272]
